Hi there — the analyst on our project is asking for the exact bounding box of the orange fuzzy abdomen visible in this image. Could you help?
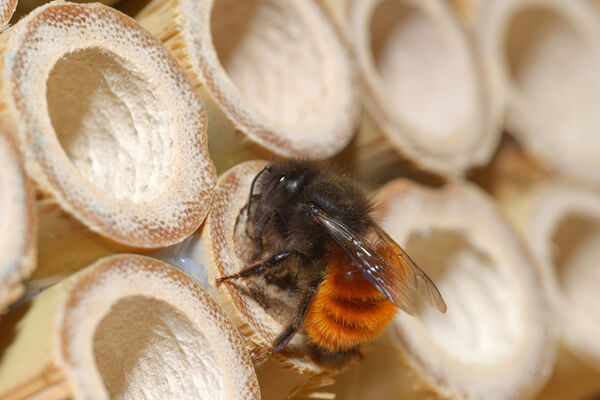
[304,251,396,352]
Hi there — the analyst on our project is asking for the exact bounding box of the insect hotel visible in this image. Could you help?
[0,0,599,399]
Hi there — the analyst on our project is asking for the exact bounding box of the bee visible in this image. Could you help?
[216,160,447,354]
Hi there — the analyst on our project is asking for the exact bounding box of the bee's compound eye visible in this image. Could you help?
[278,173,303,192]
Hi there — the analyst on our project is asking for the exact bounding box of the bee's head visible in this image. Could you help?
[259,160,316,200]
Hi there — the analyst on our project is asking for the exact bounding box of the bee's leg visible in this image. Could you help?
[235,204,248,235]
[271,276,323,354]
[355,347,365,360]
[246,164,272,220]
[215,250,309,284]
[234,195,259,236]
[252,210,282,257]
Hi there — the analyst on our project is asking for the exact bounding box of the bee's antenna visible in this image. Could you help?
[247,164,272,219]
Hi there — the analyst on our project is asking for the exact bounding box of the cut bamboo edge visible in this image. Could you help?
[0,2,216,289]
[330,179,555,400]
[12,1,119,23]
[477,145,600,400]
[0,132,35,313]
[456,0,600,186]
[136,0,360,173]
[0,0,16,28]
[182,161,354,399]
[0,254,260,399]
[327,0,498,181]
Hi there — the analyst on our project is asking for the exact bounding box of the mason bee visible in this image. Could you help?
[216,160,446,354]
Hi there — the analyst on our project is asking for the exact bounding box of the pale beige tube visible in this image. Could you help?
[0,2,216,284]
[14,0,118,20]
[329,0,497,180]
[475,142,600,399]
[0,254,260,399]
[196,161,352,399]
[517,184,600,400]
[490,179,600,399]
[460,0,600,186]
[136,0,360,173]
[331,180,555,400]
[0,131,35,312]
[0,0,16,27]
[19,0,117,7]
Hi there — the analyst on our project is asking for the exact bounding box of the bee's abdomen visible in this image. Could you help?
[304,262,396,352]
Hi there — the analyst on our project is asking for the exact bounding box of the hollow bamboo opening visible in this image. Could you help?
[0,255,260,399]
[137,0,359,172]
[342,0,494,178]
[505,5,600,180]
[369,0,475,143]
[403,229,521,367]
[471,142,600,399]
[523,187,600,368]
[473,0,600,185]
[0,2,215,248]
[211,0,338,137]
[0,3,215,290]
[487,181,600,400]
[552,213,600,339]
[46,47,175,204]
[93,296,220,399]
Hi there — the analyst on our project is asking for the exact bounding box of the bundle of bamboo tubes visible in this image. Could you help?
[0,131,35,313]
[0,0,599,399]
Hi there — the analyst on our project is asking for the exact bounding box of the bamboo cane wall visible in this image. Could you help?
[1,0,599,399]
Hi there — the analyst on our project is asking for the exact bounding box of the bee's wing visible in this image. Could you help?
[371,224,447,314]
[312,207,447,315]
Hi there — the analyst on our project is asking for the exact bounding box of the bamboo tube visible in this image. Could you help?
[503,184,600,400]
[136,0,360,173]
[196,161,355,399]
[0,254,260,399]
[18,0,118,7]
[329,0,496,180]
[0,2,216,283]
[477,146,600,400]
[445,0,479,25]
[13,0,118,21]
[27,199,117,294]
[330,180,555,400]
[534,350,600,400]
[457,0,600,186]
[0,0,16,28]
[0,131,35,312]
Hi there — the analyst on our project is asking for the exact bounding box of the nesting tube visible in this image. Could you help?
[0,0,16,28]
[0,2,215,285]
[331,180,555,400]
[479,146,600,399]
[0,254,260,399]
[332,0,496,180]
[13,1,119,21]
[508,184,600,400]
[0,132,35,312]
[136,0,360,172]
[197,161,353,399]
[462,0,600,185]
[18,0,118,7]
